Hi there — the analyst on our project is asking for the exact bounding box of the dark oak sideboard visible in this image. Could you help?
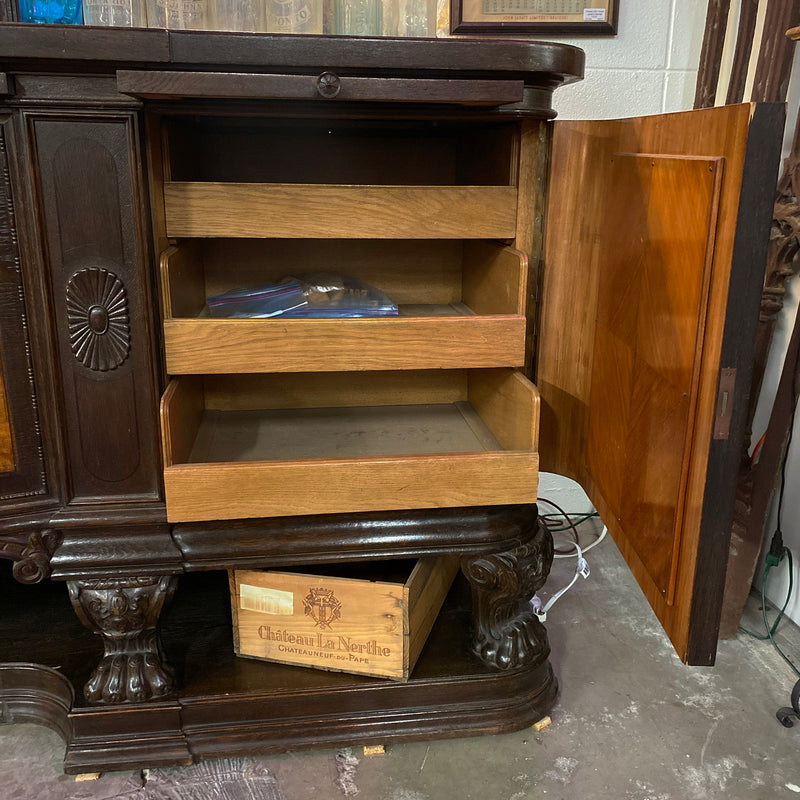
[0,25,783,773]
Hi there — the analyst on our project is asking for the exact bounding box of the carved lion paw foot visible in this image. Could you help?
[475,613,547,671]
[85,651,175,705]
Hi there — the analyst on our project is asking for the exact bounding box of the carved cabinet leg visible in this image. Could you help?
[462,520,553,671]
[67,575,178,706]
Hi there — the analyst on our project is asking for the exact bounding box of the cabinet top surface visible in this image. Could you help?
[0,23,584,84]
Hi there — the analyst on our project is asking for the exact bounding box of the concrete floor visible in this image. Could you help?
[3,518,800,799]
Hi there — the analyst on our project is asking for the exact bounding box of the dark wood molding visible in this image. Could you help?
[750,0,800,103]
[172,504,539,571]
[30,112,163,506]
[694,0,732,109]
[50,525,181,581]
[66,703,190,773]
[0,663,74,741]
[0,25,170,64]
[725,0,759,105]
[117,70,526,106]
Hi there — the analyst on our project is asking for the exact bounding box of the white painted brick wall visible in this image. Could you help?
[544,0,709,120]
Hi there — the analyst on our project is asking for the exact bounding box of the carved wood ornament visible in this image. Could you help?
[66,267,130,372]
[67,575,177,705]
[0,528,61,583]
[462,521,553,671]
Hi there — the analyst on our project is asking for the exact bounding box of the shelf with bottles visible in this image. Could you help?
[19,0,441,36]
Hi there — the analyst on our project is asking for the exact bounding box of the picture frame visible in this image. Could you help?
[450,0,618,36]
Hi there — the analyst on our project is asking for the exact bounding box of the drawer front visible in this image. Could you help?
[163,452,539,522]
[163,317,527,373]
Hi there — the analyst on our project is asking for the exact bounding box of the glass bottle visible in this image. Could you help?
[146,0,211,28]
[213,0,265,31]
[19,0,83,24]
[266,0,322,33]
[83,0,145,26]
[334,0,380,36]
[398,0,433,36]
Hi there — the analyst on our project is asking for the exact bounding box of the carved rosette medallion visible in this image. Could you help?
[462,519,553,671]
[66,267,130,371]
[68,575,177,705]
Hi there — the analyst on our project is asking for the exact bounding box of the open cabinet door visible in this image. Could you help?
[538,103,784,665]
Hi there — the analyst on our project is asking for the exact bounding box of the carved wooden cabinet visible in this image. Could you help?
[0,25,783,773]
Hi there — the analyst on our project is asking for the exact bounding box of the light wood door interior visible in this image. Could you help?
[539,103,783,664]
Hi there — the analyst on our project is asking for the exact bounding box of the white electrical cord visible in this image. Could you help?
[553,524,608,559]
[530,537,592,623]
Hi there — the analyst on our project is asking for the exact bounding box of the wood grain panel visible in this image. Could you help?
[163,452,539,522]
[586,155,721,604]
[164,316,526,373]
[200,239,464,306]
[462,241,526,316]
[539,103,780,663]
[201,371,467,411]
[160,370,539,521]
[160,377,203,467]
[160,243,205,320]
[164,182,518,239]
[407,556,461,671]
[468,369,538,451]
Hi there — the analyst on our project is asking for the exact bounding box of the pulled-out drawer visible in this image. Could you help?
[159,240,529,373]
[160,369,539,522]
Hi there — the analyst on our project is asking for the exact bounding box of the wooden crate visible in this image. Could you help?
[230,557,460,681]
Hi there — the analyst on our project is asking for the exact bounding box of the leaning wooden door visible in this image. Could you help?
[538,103,784,665]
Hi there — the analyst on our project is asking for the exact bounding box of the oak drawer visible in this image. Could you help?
[160,369,539,522]
[160,240,529,373]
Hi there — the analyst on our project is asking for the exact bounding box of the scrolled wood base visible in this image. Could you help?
[462,520,553,671]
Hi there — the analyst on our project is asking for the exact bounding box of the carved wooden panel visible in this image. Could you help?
[31,115,160,503]
[0,116,47,503]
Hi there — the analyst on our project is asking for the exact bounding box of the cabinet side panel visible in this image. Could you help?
[31,115,161,504]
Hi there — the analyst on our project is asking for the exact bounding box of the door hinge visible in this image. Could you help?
[713,367,737,440]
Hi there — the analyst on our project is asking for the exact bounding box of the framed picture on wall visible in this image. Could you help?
[451,0,618,35]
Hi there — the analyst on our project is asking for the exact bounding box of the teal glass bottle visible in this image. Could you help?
[19,0,83,23]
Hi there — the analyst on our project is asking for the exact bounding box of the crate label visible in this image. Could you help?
[240,583,294,615]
